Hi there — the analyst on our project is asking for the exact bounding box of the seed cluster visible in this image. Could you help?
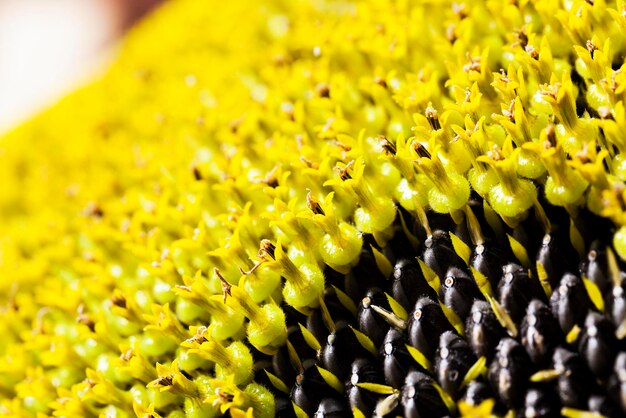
[2,0,626,416]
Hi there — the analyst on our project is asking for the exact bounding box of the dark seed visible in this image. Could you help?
[498,263,546,325]
[460,380,496,406]
[344,247,386,301]
[488,338,532,408]
[275,395,297,418]
[470,239,511,290]
[440,266,483,321]
[313,398,350,418]
[549,273,592,334]
[466,300,507,362]
[579,241,610,294]
[578,312,618,380]
[401,370,449,418]
[422,229,468,280]
[291,363,338,415]
[358,288,392,348]
[272,325,317,386]
[522,387,561,418]
[346,357,382,415]
[536,231,579,289]
[608,279,626,328]
[392,258,437,311]
[607,352,626,414]
[520,299,563,368]
[381,328,417,389]
[552,347,597,408]
[407,297,455,361]
[321,321,371,381]
[435,331,476,397]
[588,394,622,418]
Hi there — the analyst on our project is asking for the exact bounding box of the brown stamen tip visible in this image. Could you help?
[525,45,539,60]
[540,83,558,99]
[316,83,330,98]
[84,202,104,218]
[374,76,387,88]
[157,375,174,387]
[413,142,431,159]
[259,239,276,259]
[330,140,351,152]
[306,191,325,215]
[192,166,202,180]
[334,162,353,181]
[265,176,279,188]
[299,156,318,169]
[575,143,591,163]
[502,100,516,122]
[111,294,127,309]
[514,28,528,49]
[487,145,504,161]
[76,314,95,332]
[379,136,397,156]
[462,54,481,73]
[186,326,208,344]
[214,268,232,303]
[120,349,134,362]
[425,105,442,131]
[452,3,467,19]
[446,24,457,44]
[545,124,557,148]
[586,40,598,58]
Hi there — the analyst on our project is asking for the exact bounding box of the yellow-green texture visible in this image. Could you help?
[1,0,626,416]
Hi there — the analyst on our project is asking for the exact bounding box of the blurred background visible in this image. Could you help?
[0,0,163,133]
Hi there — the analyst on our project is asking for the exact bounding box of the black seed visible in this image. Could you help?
[520,299,563,368]
[470,239,511,290]
[321,321,371,381]
[344,246,386,301]
[291,363,338,415]
[511,214,545,261]
[460,380,495,406]
[607,352,626,414]
[346,357,382,415]
[381,328,418,389]
[422,229,468,280]
[401,370,449,418]
[407,297,455,361]
[440,266,483,320]
[358,288,391,348]
[435,331,476,398]
[579,241,610,294]
[552,347,597,408]
[322,286,357,324]
[578,312,618,380]
[307,307,331,343]
[498,263,546,325]
[608,278,626,328]
[275,395,297,418]
[536,231,579,288]
[313,398,349,418]
[488,338,532,408]
[272,326,316,385]
[392,258,437,311]
[466,300,507,362]
[522,386,561,418]
[588,394,622,418]
[549,273,592,334]
[385,219,419,263]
